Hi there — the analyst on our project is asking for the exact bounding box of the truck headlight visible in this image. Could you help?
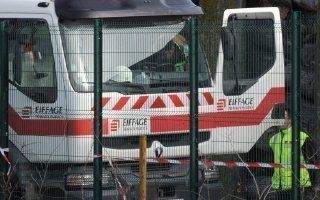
[65,172,112,189]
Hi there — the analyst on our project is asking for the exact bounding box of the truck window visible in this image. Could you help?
[223,19,275,95]
[8,19,57,103]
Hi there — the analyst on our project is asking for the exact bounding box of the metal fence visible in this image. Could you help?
[0,13,319,200]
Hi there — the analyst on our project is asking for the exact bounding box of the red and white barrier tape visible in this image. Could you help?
[0,147,11,175]
[109,157,320,170]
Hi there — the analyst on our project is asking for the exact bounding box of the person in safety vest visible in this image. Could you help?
[171,34,188,72]
[159,34,188,72]
[269,108,314,199]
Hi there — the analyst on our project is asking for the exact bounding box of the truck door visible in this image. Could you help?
[6,15,67,163]
[213,8,285,153]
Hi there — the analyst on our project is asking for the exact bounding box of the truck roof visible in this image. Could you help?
[0,0,202,20]
[0,0,55,14]
[54,0,203,19]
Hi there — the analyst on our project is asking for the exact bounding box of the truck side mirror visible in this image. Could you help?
[271,103,285,119]
[221,26,234,61]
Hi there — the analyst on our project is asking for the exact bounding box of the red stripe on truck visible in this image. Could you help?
[203,92,214,105]
[131,96,148,109]
[169,95,184,107]
[9,106,109,136]
[112,97,130,110]
[102,92,214,110]
[150,97,166,108]
[8,87,284,136]
[151,87,284,132]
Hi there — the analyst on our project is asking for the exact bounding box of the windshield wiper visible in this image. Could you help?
[150,79,189,88]
[103,80,146,94]
[150,78,210,88]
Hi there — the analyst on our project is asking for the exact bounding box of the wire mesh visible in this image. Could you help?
[2,13,320,200]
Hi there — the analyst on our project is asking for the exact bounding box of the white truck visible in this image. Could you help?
[1,0,286,199]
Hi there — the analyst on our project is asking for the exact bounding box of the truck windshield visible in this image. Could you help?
[60,20,211,94]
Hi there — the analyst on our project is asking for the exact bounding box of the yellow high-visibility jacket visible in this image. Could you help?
[269,127,311,189]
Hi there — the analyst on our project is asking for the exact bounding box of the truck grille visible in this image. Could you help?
[102,131,210,149]
[130,163,172,172]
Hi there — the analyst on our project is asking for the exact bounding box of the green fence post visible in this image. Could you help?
[93,19,103,200]
[316,10,320,196]
[0,21,8,199]
[189,17,199,200]
[291,11,301,200]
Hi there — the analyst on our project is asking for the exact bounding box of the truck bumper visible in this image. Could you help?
[65,181,224,200]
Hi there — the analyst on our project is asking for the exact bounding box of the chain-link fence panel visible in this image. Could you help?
[3,11,320,200]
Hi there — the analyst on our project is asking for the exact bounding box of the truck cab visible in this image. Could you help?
[1,0,285,199]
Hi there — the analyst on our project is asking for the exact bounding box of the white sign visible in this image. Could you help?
[109,117,150,135]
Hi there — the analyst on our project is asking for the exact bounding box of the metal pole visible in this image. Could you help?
[291,11,301,200]
[139,135,147,200]
[93,19,103,200]
[315,7,320,194]
[189,17,199,200]
[0,21,8,200]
